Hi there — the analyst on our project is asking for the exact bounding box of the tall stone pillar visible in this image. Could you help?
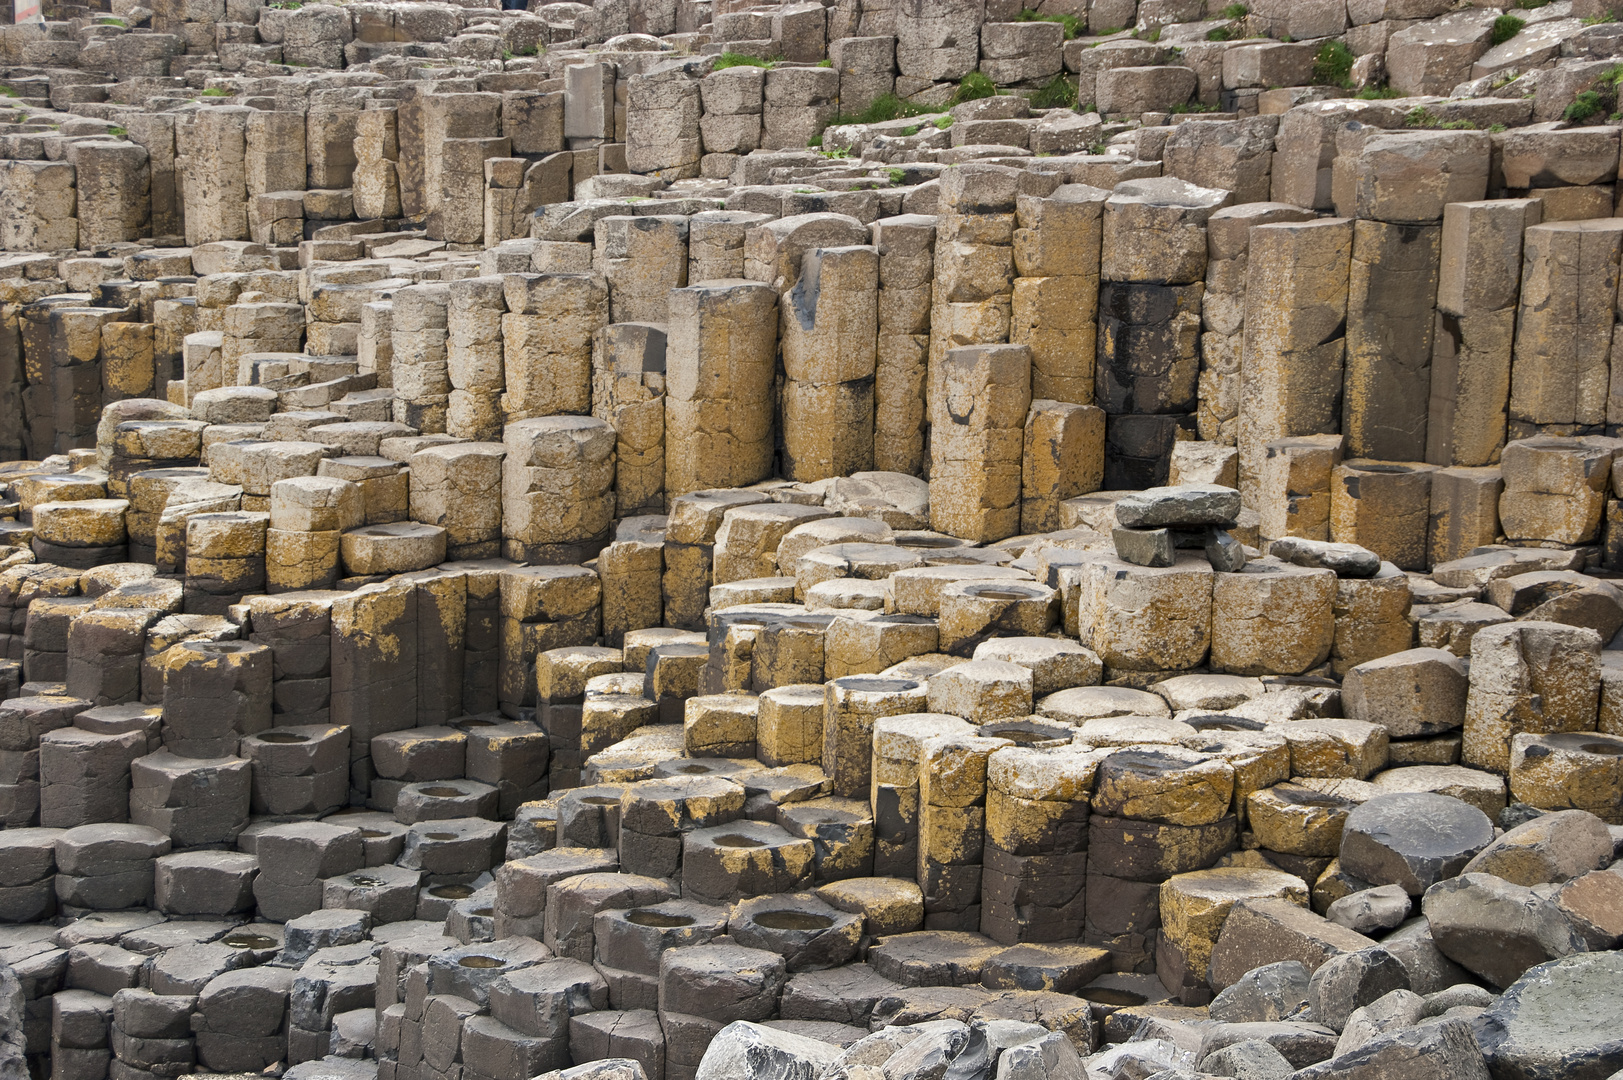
[447,276,506,442]
[781,245,878,482]
[501,273,608,423]
[595,215,689,324]
[929,344,1031,544]
[873,214,935,475]
[1012,183,1105,406]
[1341,220,1442,461]
[1098,177,1229,489]
[180,106,251,245]
[593,322,666,517]
[1200,203,1315,447]
[1427,199,1541,467]
[1509,220,1623,439]
[1237,218,1354,504]
[664,280,779,497]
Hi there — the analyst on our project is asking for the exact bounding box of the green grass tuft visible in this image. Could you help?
[107,126,125,136]
[1312,40,1355,87]
[949,70,997,105]
[934,114,954,129]
[1565,89,1607,122]
[1169,101,1219,113]
[1028,74,1078,109]
[1490,14,1525,46]
[712,51,778,70]
[888,167,905,184]
[844,92,928,125]
[1206,26,1232,40]
[1357,84,1403,99]
[815,92,934,143]
[1221,2,1248,16]
[1015,9,1084,39]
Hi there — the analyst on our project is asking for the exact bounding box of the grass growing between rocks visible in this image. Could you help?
[1404,106,1477,129]
[837,93,930,125]
[712,52,778,70]
[815,93,933,145]
[1015,9,1084,39]
[949,71,997,105]
[1565,90,1608,121]
[1028,74,1078,109]
[1491,14,1526,45]
[1563,65,1623,122]
[1312,40,1356,88]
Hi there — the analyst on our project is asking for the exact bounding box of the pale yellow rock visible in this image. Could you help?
[1077,555,1214,673]
[1247,781,1364,857]
[1509,731,1623,824]
[1330,459,1436,572]
[265,527,339,591]
[1370,764,1507,819]
[1160,867,1309,987]
[269,476,363,533]
[929,344,1032,544]
[925,660,1034,723]
[1268,717,1390,780]
[937,579,1058,656]
[1462,620,1602,774]
[1021,400,1106,534]
[1256,435,1344,541]
[1509,220,1623,430]
[1092,746,1236,827]
[1237,219,1354,502]
[1210,558,1335,676]
[824,614,939,680]
[817,875,924,937]
[887,565,1035,618]
[33,499,130,546]
[684,693,759,758]
[1329,564,1413,677]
